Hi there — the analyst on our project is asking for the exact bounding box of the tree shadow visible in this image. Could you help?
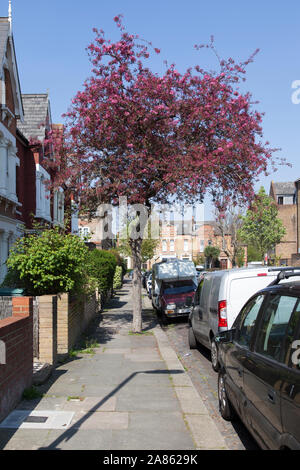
[0,367,69,450]
[38,368,185,450]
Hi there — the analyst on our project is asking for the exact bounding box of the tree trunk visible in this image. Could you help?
[130,238,143,333]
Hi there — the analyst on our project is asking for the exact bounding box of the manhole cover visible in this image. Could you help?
[24,416,48,423]
[0,410,74,429]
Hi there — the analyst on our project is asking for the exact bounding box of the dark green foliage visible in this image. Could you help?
[109,248,127,276]
[113,265,123,290]
[6,227,89,296]
[87,249,117,295]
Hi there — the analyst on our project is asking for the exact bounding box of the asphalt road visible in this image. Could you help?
[158,315,260,450]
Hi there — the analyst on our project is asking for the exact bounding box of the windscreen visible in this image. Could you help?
[162,280,196,295]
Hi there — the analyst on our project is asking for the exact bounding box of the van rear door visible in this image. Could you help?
[227,273,277,329]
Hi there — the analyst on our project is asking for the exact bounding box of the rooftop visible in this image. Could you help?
[17,94,51,143]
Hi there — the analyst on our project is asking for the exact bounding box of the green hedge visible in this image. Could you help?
[113,265,123,290]
[87,249,117,296]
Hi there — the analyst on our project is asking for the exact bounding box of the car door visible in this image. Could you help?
[280,305,300,449]
[225,294,266,416]
[243,293,300,449]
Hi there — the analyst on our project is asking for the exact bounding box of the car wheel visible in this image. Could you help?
[218,372,235,421]
[211,339,220,372]
[188,326,197,349]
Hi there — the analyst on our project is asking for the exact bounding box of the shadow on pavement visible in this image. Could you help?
[39,369,184,450]
[0,367,69,450]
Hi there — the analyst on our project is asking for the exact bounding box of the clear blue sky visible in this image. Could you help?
[6,0,300,218]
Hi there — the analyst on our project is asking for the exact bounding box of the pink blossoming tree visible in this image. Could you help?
[49,16,277,332]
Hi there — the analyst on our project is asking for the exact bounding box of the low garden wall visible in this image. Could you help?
[0,297,33,422]
[36,291,100,365]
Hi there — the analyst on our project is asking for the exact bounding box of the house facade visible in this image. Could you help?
[147,219,243,270]
[17,94,64,228]
[269,181,297,265]
[0,9,66,283]
[0,15,24,282]
[78,206,114,250]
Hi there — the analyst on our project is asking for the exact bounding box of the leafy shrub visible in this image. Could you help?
[113,265,123,290]
[1,267,24,289]
[6,227,89,296]
[87,249,117,296]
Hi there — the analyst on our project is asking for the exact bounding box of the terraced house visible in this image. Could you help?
[0,7,66,284]
[0,14,24,282]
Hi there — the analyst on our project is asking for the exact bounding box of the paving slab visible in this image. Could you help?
[40,429,114,450]
[70,411,129,430]
[63,396,116,412]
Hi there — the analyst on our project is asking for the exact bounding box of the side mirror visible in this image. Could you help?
[215,329,235,344]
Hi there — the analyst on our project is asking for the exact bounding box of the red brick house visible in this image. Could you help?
[269,181,297,265]
[17,93,65,228]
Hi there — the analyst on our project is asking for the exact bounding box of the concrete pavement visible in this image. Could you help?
[0,281,227,450]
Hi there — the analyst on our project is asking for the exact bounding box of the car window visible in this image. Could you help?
[282,302,300,370]
[236,295,265,348]
[210,276,222,311]
[255,294,299,363]
[199,275,212,309]
[194,279,203,305]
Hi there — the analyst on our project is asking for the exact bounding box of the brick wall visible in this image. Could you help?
[0,297,33,422]
[36,292,98,363]
[60,294,97,357]
[38,296,57,365]
[275,205,297,263]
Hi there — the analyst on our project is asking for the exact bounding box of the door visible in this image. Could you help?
[244,294,300,449]
[225,294,265,415]
[280,306,300,449]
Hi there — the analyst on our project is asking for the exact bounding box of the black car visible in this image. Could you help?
[216,268,300,450]
[142,270,151,289]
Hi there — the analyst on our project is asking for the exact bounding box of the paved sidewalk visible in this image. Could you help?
[0,281,227,450]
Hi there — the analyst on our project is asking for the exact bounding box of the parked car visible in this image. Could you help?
[216,268,300,450]
[143,270,151,289]
[188,267,285,371]
[146,273,152,298]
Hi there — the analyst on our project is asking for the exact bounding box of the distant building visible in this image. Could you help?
[147,219,242,270]
[269,181,297,265]
[78,206,114,250]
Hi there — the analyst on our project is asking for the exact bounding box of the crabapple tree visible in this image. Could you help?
[49,16,276,332]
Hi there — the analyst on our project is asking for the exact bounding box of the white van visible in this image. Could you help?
[188,267,300,371]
